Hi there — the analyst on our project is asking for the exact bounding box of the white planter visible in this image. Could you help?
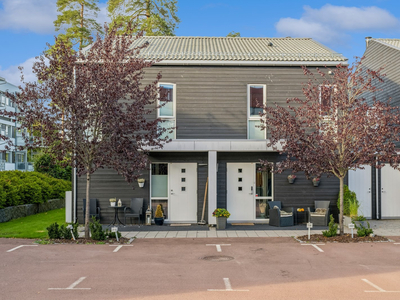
[344,215,352,227]
[138,182,145,188]
[110,202,116,207]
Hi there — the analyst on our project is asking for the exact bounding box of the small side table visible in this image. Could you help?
[295,209,308,225]
[109,206,126,227]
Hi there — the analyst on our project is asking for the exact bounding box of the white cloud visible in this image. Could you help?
[0,0,57,34]
[275,4,400,45]
[0,57,38,86]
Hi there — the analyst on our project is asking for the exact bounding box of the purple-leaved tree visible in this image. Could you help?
[1,23,172,238]
[260,59,400,235]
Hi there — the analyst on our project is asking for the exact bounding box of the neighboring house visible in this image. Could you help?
[349,37,400,220]
[74,36,348,225]
[0,77,30,172]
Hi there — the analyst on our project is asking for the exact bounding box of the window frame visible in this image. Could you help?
[247,84,267,139]
[158,83,176,139]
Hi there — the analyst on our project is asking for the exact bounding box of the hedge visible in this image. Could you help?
[0,171,71,209]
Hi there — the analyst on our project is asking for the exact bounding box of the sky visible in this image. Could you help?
[0,0,399,86]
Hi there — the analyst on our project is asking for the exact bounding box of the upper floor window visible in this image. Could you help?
[158,83,176,139]
[319,84,337,116]
[247,84,266,140]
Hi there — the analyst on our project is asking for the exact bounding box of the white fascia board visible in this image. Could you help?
[149,139,282,152]
[152,60,349,67]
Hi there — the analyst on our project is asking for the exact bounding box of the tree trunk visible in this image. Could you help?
[85,171,91,239]
[339,176,344,235]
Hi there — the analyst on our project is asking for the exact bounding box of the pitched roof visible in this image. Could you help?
[372,38,400,51]
[128,36,347,63]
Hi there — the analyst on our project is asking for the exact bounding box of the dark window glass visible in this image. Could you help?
[250,86,264,116]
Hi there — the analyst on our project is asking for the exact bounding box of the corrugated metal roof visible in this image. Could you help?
[127,36,347,62]
[373,38,400,50]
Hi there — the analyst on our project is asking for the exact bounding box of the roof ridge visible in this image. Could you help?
[140,36,312,40]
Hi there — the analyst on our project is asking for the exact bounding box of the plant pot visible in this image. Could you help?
[154,217,164,226]
[110,202,116,207]
[216,216,227,230]
[288,178,295,184]
[260,213,265,219]
[138,182,145,188]
[313,181,320,187]
[343,215,352,227]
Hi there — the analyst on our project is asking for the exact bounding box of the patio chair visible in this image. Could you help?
[82,198,101,221]
[308,201,330,226]
[124,198,144,226]
[268,201,294,227]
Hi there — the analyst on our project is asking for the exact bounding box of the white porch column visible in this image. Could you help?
[208,151,217,225]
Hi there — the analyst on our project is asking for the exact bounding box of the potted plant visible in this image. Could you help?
[212,208,230,230]
[312,177,320,187]
[154,204,164,225]
[287,174,296,184]
[259,201,267,218]
[109,198,116,207]
[137,178,145,188]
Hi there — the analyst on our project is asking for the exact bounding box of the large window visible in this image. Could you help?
[247,84,266,139]
[158,83,176,139]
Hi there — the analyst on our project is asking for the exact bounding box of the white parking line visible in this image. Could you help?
[109,245,133,252]
[301,244,325,252]
[206,244,231,252]
[48,277,91,290]
[362,279,400,292]
[394,243,400,245]
[208,278,249,292]
[6,245,38,252]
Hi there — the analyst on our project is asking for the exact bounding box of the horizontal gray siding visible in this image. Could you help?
[217,152,340,217]
[142,66,324,139]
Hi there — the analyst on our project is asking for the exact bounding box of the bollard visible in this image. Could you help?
[67,224,75,240]
[307,222,313,240]
[348,223,355,238]
[111,226,119,242]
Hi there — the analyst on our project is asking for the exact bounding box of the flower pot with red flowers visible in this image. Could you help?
[312,177,320,187]
[287,174,296,184]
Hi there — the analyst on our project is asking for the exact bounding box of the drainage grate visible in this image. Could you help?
[201,255,234,262]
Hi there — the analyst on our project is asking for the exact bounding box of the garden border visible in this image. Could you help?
[0,199,65,223]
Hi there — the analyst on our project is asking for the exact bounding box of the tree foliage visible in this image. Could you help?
[34,152,72,181]
[107,0,180,36]
[226,31,240,37]
[1,23,172,238]
[54,0,103,49]
[260,59,400,234]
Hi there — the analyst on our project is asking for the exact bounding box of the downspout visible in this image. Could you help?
[377,161,382,219]
[371,162,376,219]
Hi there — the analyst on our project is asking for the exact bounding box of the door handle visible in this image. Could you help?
[250,186,253,195]
[170,189,174,195]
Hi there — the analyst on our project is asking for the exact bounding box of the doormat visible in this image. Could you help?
[231,223,254,226]
[170,224,192,227]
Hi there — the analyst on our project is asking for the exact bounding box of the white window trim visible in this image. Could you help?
[247,84,267,139]
[157,83,176,119]
[157,83,176,140]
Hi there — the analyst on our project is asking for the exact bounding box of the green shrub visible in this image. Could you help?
[105,229,122,239]
[0,171,71,209]
[47,222,62,239]
[34,153,71,181]
[322,215,338,237]
[89,217,106,240]
[355,221,373,237]
[337,185,358,216]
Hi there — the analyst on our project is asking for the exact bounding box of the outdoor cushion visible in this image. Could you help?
[273,206,280,209]
[315,208,327,215]
[280,211,292,216]
[310,212,326,217]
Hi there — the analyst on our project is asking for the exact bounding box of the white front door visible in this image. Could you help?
[169,163,197,222]
[227,163,255,222]
[381,165,400,218]
[348,165,372,218]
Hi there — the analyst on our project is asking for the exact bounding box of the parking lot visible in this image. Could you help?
[1,237,400,300]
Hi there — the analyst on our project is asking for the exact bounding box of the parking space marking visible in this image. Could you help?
[301,244,325,252]
[6,245,38,252]
[208,278,249,292]
[394,243,400,245]
[48,277,91,290]
[206,244,231,252]
[362,279,400,293]
[110,245,133,252]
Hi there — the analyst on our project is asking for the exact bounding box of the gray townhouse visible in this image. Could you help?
[74,36,348,225]
[348,37,400,220]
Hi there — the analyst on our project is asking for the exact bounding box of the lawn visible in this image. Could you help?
[0,208,66,239]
